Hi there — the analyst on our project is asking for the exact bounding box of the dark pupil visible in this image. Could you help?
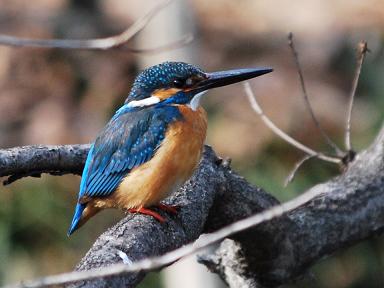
[173,78,185,88]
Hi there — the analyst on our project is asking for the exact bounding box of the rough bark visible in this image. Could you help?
[0,144,89,184]
[1,128,384,287]
[199,128,384,287]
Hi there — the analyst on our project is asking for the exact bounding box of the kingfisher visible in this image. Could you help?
[68,61,272,235]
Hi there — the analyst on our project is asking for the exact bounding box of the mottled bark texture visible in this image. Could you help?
[1,127,384,288]
[0,144,90,184]
[200,128,384,287]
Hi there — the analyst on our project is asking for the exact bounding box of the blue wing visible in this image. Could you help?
[79,105,182,201]
[68,104,182,235]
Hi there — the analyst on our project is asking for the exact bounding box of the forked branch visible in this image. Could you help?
[3,166,327,288]
[3,125,384,288]
[243,82,341,164]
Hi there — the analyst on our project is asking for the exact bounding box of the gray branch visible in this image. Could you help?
[0,144,90,184]
[0,1,170,51]
[199,127,384,287]
[1,128,384,287]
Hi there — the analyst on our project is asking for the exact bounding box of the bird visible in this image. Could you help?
[68,61,272,235]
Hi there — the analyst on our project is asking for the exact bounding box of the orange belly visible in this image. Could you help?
[91,105,207,210]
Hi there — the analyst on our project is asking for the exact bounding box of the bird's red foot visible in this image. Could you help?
[128,207,165,222]
[157,203,179,214]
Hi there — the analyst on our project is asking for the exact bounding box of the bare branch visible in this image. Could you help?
[0,144,90,185]
[0,36,378,288]
[284,154,314,186]
[1,124,384,287]
[0,0,171,51]
[200,124,384,286]
[345,41,369,152]
[6,123,384,288]
[288,32,343,156]
[4,173,325,288]
[243,82,341,164]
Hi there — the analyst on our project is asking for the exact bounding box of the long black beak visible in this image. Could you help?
[196,67,272,92]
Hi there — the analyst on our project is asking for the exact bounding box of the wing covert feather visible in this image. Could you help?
[78,105,181,200]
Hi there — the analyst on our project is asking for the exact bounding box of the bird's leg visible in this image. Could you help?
[128,207,165,222]
[157,203,179,214]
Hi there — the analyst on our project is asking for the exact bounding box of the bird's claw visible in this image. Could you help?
[157,203,179,214]
[128,207,165,222]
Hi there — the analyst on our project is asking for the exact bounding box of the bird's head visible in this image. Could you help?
[125,61,272,110]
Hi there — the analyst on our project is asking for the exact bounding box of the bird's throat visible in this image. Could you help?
[188,91,207,111]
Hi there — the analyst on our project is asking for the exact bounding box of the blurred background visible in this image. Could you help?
[0,0,384,287]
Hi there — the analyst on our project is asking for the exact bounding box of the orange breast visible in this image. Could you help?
[94,105,207,210]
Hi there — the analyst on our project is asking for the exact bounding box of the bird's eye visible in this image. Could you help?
[173,78,185,88]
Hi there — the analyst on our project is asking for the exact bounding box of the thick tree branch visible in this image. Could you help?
[2,125,384,287]
[200,126,384,287]
[0,144,90,185]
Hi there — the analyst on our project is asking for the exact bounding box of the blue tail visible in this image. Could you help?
[68,203,86,236]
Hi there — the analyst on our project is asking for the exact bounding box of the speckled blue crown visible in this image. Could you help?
[126,62,204,102]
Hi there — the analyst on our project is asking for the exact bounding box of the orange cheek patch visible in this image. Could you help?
[152,88,182,100]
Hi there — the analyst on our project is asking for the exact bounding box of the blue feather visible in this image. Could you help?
[68,203,86,236]
[68,105,183,235]
[75,105,182,200]
[78,144,95,197]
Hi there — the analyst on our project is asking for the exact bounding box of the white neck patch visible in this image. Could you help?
[188,91,207,111]
[127,96,160,108]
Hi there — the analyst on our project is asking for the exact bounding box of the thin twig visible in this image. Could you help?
[288,32,343,156]
[244,82,341,164]
[4,182,325,288]
[284,155,315,186]
[345,41,369,152]
[0,0,171,50]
